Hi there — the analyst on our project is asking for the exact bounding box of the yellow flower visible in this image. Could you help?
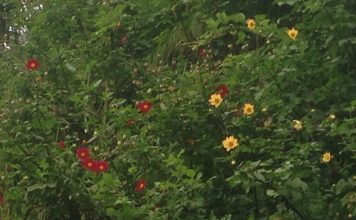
[321,152,333,163]
[287,28,298,40]
[293,120,303,131]
[246,19,256,30]
[222,136,239,152]
[328,114,336,120]
[231,160,236,165]
[209,93,223,108]
[243,103,255,116]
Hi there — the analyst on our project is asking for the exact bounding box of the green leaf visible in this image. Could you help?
[254,171,266,182]
[274,0,298,6]
[186,169,196,178]
[65,63,76,72]
[266,189,278,197]
[216,12,229,24]
[27,183,56,192]
[288,177,308,191]
[206,18,218,30]
[335,179,346,195]
[230,13,245,23]
[102,173,115,185]
[93,79,102,88]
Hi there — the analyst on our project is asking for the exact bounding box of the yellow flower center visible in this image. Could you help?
[87,162,93,167]
[80,152,86,157]
[246,19,256,30]
[99,165,104,170]
[293,120,302,130]
[30,63,36,68]
[322,152,332,163]
[143,104,148,109]
[243,103,255,115]
[222,136,238,152]
[288,28,298,40]
[209,94,223,108]
[139,183,144,189]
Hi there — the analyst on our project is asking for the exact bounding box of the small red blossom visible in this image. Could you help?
[26,58,40,71]
[198,48,206,57]
[127,119,135,126]
[216,84,229,98]
[136,101,152,113]
[76,147,90,160]
[81,158,97,171]
[96,160,109,172]
[57,140,66,149]
[0,195,4,206]
[135,179,147,193]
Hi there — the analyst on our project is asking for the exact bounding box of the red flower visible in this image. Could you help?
[136,101,152,113]
[57,140,66,149]
[96,160,109,172]
[135,179,147,193]
[199,48,206,57]
[26,58,40,71]
[127,119,135,126]
[216,84,229,98]
[76,147,90,160]
[0,194,4,206]
[81,158,97,171]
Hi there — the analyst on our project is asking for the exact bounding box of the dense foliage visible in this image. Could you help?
[0,0,355,219]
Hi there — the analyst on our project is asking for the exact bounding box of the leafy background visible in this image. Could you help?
[0,0,355,219]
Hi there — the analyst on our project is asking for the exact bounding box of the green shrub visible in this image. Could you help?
[0,0,355,219]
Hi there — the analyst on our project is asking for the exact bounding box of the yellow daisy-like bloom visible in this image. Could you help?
[321,152,333,163]
[328,114,336,120]
[246,19,256,30]
[209,93,223,108]
[222,136,239,152]
[243,103,255,116]
[293,120,303,131]
[287,28,298,40]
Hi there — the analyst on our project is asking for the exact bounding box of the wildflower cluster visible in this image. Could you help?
[76,147,109,173]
